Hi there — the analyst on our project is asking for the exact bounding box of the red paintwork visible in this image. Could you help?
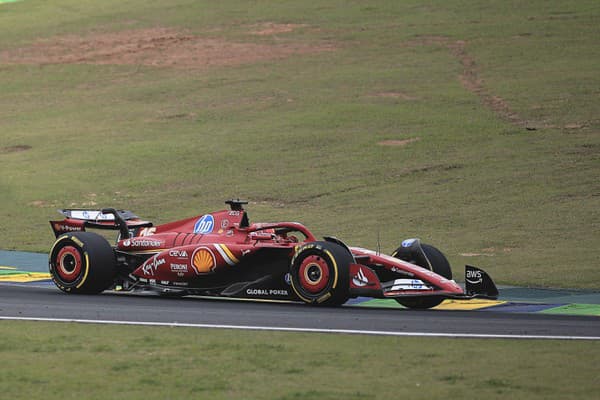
[49,203,491,302]
[349,247,464,296]
[297,255,330,293]
[349,263,382,291]
[51,219,85,234]
[125,209,307,285]
[55,246,82,282]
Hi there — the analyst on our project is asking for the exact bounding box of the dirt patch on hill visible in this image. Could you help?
[378,137,420,146]
[0,27,334,69]
[0,144,32,154]
[249,23,308,36]
[445,39,526,127]
[370,92,418,101]
[404,36,529,128]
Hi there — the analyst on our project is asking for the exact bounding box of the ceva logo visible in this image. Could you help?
[194,215,214,234]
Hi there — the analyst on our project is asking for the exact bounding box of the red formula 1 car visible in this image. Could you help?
[48,200,498,309]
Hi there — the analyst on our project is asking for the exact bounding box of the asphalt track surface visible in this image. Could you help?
[1,283,599,340]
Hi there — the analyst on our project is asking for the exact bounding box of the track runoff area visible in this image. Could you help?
[1,250,599,340]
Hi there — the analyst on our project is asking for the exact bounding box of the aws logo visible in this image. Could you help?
[466,269,483,284]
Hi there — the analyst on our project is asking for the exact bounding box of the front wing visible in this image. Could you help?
[349,264,499,301]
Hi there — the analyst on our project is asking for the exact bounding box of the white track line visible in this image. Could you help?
[1,316,599,340]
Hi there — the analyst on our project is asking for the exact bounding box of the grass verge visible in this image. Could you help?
[0,321,598,399]
[0,1,598,289]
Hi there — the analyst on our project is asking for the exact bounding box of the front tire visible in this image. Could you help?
[393,243,452,309]
[49,232,117,294]
[290,241,352,306]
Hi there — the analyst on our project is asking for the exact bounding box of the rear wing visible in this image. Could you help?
[50,208,152,239]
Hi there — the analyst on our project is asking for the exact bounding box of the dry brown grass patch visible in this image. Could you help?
[249,23,308,36]
[0,27,334,69]
[378,137,420,146]
[1,145,32,154]
[371,92,418,101]
[404,35,529,128]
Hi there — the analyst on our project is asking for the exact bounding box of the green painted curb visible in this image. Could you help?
[541,304,600,317]
[0,269,20,276]
[356,298,404,308]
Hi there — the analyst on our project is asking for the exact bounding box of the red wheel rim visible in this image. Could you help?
[56,246,83,282]
[298,255,329,293]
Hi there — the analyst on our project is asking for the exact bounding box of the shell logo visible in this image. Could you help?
[191,247,216,274]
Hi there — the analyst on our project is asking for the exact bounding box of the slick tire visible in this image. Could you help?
[49,232,117,294]
[290,241,351,306]
[393,243,452,310]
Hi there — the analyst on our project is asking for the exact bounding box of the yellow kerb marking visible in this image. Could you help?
[434,299,506,310]
[0,273,51,282]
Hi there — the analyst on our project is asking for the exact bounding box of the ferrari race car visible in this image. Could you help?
[49,200,498,309]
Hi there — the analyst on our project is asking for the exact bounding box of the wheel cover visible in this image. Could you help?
[298,255,329,294]
[56,246,83,282]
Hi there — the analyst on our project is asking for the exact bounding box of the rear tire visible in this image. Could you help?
[393,243,452,309]
[290,241,351,306]
[49,232,117,294]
